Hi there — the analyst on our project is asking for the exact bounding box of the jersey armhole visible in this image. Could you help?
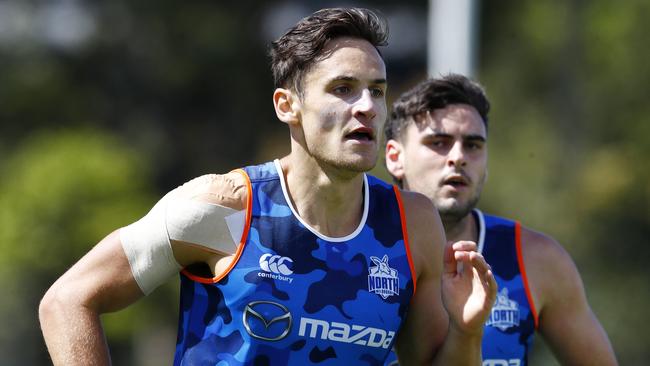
[515,221,539,329]
[181,168,253,284]
[393,186,417,296]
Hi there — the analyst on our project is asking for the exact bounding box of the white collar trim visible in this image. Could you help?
[273,159,369,242]
[473,208,486,254]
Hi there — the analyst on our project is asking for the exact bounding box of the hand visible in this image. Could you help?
[441,240,497,335]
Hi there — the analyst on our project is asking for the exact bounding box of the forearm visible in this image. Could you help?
[40,290,111,366]
[431,326,483,366]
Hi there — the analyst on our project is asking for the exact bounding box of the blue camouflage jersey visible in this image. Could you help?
[174,160,416,366]
[383,209,537,366]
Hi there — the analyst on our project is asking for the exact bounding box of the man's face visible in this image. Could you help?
[297,37,387,174]
[387,104,488,220]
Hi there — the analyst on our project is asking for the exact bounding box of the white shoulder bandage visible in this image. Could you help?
[120,191,246,295]
[120,192,179,295]
[166,198,246,253]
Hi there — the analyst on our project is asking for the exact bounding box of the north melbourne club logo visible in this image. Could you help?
[368,255,399,299]
[486,288,520,331]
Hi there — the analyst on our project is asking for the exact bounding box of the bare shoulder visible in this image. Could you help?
[175,171,248,210]
[166,171,250,269]
[398,189,438,224]
[397,190,444,275]
[520,226,575,273]
[520,225,582,309]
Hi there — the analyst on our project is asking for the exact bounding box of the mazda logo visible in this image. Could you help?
[243,301,292,341]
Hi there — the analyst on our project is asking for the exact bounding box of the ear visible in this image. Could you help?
[273,88,301,125]
[385,139,405,180]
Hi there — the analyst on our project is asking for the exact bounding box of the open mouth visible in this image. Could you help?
[345,128,374,142]
[442,176,469,187]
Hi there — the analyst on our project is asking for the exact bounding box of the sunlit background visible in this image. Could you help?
[0,0,648,365]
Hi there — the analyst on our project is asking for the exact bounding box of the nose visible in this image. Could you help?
[447,141,466,167]
[352,89,377,121]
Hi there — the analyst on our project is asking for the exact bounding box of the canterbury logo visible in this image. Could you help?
[259,253,294,276]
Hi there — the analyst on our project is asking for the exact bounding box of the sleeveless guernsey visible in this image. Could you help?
[478,210,537,366]
[173,160,416,366]
[383,209,537,366]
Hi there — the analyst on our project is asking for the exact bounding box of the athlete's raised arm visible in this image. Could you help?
[39,172,249,365]
[394,190,496,365]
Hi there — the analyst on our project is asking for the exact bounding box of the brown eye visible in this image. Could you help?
[333,85,351,95]
[370,88,384,98]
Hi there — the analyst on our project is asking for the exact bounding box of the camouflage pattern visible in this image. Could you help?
[383,211,536,366]
[174,161,415,366]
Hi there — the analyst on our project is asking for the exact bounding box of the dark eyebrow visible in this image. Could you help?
[422,131,452,139]
[432,132,452,138]
[464,134,487,143]
[422,131,486,143]
[328,76,386,85]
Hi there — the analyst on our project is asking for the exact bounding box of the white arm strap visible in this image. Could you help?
[166,198,245,253]
[120,192,246,295]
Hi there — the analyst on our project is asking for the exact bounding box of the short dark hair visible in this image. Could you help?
[385,74,490,142]
[270,8,388,95]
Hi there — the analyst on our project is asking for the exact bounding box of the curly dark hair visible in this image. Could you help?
[269,8,388,96]
[385,74,490,142]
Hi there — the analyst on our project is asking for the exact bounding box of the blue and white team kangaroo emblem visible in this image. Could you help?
[486,288,520,331]
[368,255,399,299]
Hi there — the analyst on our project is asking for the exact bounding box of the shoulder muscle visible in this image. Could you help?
[520,226,583,312]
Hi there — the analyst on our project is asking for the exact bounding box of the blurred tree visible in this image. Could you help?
[0,129,175,365]
[0,1,278,187]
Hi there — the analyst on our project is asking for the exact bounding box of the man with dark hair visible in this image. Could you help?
[383,74,618,366]
[40,9,496,366]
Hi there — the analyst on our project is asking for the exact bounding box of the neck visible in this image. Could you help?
[441,210,478,243]
[278,154,365,238]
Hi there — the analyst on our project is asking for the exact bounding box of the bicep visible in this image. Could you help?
[538,268,616,365]
[395,266,448,365]
[50,230,144,313]
[541,304,617,365]
[39,230,140,365]
[530,237,617,365]
[394,191,449,364]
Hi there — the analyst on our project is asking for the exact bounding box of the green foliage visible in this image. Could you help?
[0,129,152,272]
[480,1,650,364]
[0,129,163,364]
